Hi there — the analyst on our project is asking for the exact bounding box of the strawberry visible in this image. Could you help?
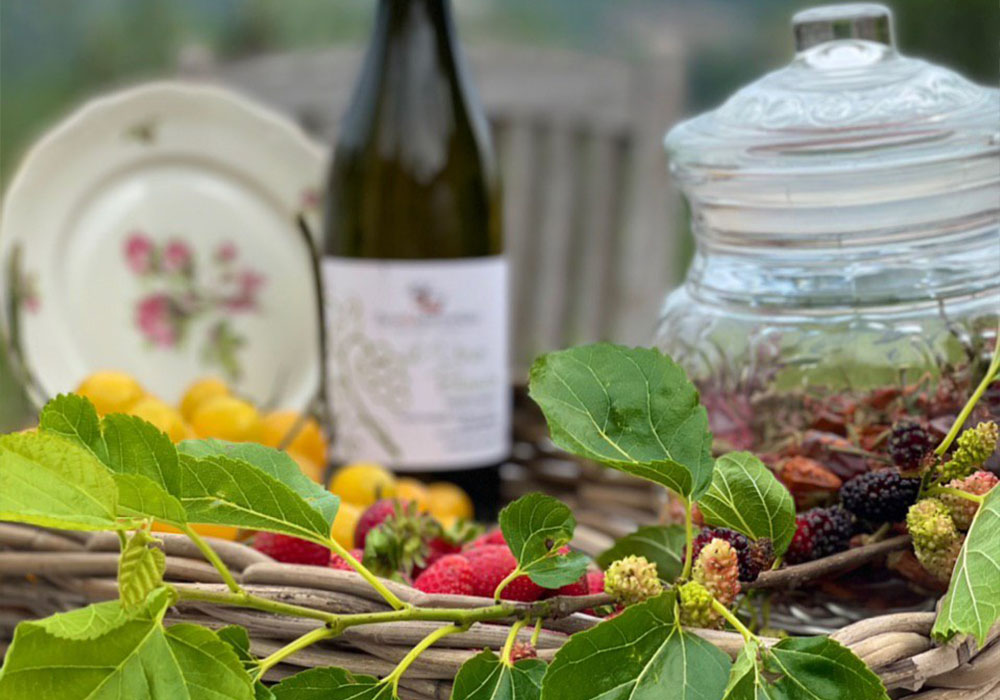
[581,570,607,616]
[413,554,475,595]
[464,545,544,601]
[546,574,589,597]
[466,529,506,550]
[362,500,465,579]
[329,548,365,572]
[355,499,407,549]
[420,537,462,573]
[253,532,330,566]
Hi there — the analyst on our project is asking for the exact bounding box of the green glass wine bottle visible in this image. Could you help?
[323,0,508,519]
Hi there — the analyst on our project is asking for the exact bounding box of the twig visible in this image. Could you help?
[826,444,891,464]
[746,535,912,591]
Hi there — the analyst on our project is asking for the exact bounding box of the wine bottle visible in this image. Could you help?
[323,0,508,519]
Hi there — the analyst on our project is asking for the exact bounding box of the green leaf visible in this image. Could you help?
[0,588,221,700]
[763,637,889,700]
[177,453,333,542]
[723,640,769,700]
[933,485,1000,645]
[118,529,167,610]
[38,393,108,462]
[0,431,118,530]
[698,452,797,556]
[38,404,190,523]
[529,344,715,499]
[217,625,274,700]
[32,600,132,641]
[103,413,182,495]
[452,650,545,700]
[164,623,257,700]
[499,493,589,588]
[179,440,338,526]
[519,551,590,589]
[114,473,188,523]
[540,592,731,700]
[0,589,253,699]
[271,668,393,699]
[596,524,686,582]
[217,625,257,672]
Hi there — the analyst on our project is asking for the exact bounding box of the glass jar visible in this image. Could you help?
[656,4,1000,462]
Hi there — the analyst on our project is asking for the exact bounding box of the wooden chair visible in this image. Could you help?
[184,41,687,375]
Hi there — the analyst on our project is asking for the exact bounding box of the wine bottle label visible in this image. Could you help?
[323,256,510,471]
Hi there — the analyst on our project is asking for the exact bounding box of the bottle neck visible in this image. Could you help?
[369,0,461,81]
[341,0,489,170]
[376,0,456,32]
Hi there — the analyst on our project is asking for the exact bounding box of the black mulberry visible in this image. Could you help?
[840,469,920,523]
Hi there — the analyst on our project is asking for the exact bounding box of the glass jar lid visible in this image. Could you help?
[666,3,1000,189]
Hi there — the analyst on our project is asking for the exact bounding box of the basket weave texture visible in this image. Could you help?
[1,524,998,700]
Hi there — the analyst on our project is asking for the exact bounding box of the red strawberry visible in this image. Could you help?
[586,570,605,595]
[466,529,506,550]
[421,537,462,573]
[464,545,544,602]
[329,548,365,572]
[413,554,475,595]
[581,570,607,615]
[546,574,589,598]
[355,499,407,549]
[253,532,329,566]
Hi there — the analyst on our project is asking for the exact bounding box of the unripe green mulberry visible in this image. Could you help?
[906,498,963,582]
[693,538,741,607]
[941,471,999,530]
[604,555,662,606]
[678,581,720,629]
[939,421,998,481]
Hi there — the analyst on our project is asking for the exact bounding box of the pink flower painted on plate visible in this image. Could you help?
[162,239,193,274]
[226,269,267,311]
[122,233,267,380]
[124,232,155,274]
[215,241,238,263]
[135,293,177,347]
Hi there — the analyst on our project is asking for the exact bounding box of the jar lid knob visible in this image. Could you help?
[792,3,894,52]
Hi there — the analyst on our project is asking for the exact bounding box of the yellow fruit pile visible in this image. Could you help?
[74,372,328,471]
[327,462,475,547]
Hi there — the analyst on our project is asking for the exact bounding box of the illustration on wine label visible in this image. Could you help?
[325,256,509,470]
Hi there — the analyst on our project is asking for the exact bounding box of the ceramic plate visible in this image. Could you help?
[1,81,326,410]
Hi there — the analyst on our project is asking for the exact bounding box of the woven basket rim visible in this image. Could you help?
[2,523,998,699]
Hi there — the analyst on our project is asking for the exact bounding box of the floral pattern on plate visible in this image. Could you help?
[124,231,266,381]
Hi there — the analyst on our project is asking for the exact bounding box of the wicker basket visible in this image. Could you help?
[2,523,998,700]
[2,391,998,698]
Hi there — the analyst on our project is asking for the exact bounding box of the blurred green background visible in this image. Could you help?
[1,0,997,429]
